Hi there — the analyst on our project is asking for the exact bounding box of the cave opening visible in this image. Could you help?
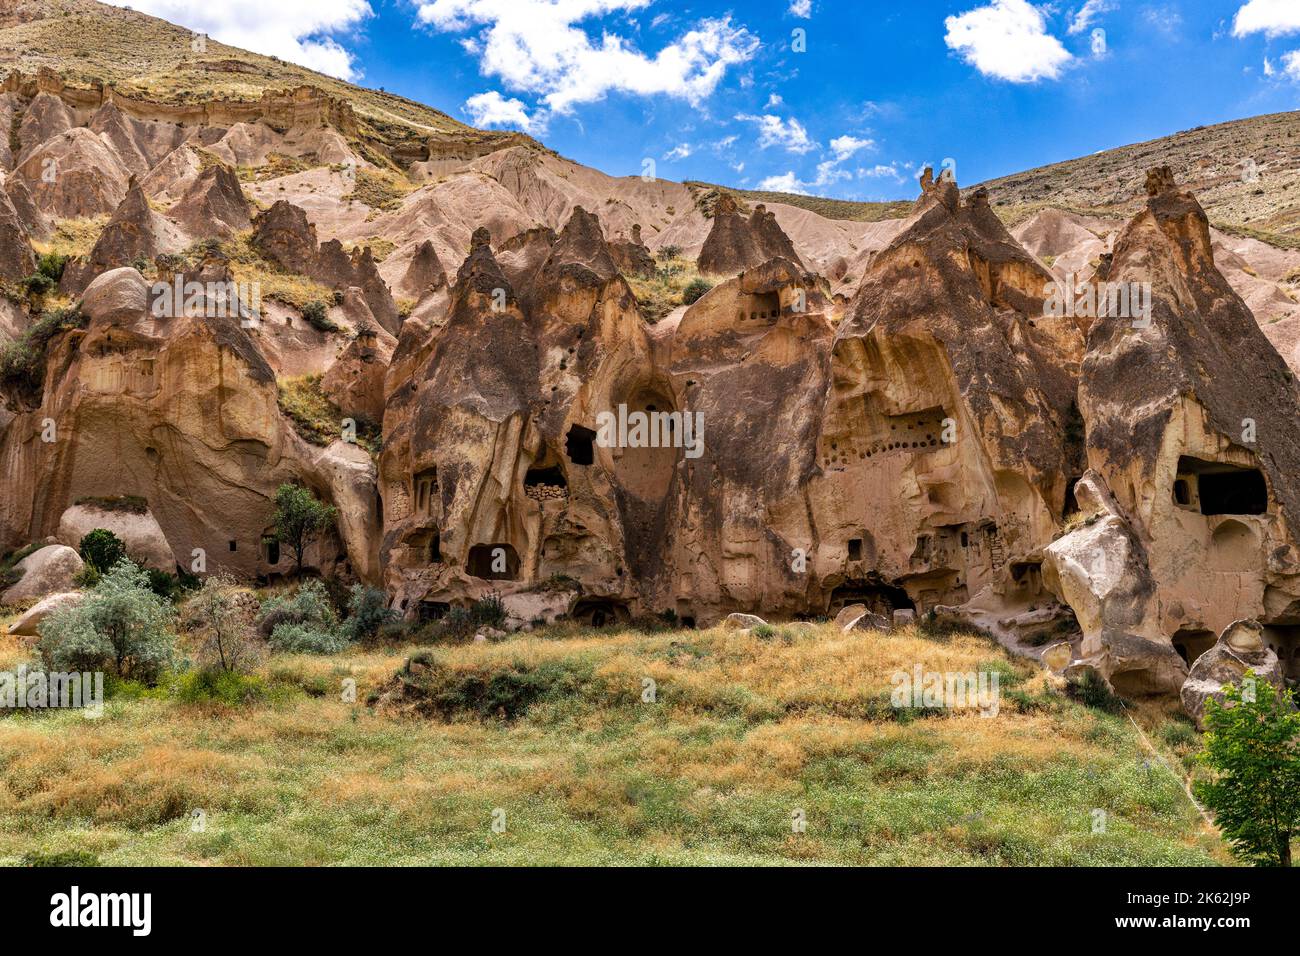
[566,425,596,466]
[417,601,450,624]
[572,598,629,628]
[1171,628,1217,666]
[1174,457,1268,516]
[828,577,915,616]
[525,465,567,489]
[467,543,520,581]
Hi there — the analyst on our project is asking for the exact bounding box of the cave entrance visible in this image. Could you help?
[1171,628,1216,666]
[467,543,520,581]
[566,425,596,466]
[828,577,915,616]
[1263,625,1300,679]
[572,598,629,628]
[413,468,439,516]
[524,462,568,503]
[417,601,450,624]
[1174,457,1268,516]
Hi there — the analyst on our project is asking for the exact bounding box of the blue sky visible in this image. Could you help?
[111,1,1300,200]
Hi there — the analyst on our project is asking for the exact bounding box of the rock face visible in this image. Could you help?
[609,224,656,278]
[1061,166,1300,689]
[171,163,252,239]
[7,591,83,636]
[1181,620,1286,726]
[0,544,83,605]
[697,195,803,276]
[5,35,1300,709]
[62,179,184,293]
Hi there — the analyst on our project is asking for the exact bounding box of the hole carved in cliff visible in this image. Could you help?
[1174,457,1267,516]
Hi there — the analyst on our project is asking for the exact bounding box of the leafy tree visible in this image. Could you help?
[271,484,338,575]
[37,559,175,683]
[79,528,127,575]
[1195,675,1300,866]
[190,573,262,674]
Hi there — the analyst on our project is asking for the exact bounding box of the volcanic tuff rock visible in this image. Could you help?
[697,193,803,276]
[8,7,1300,712]
[1181,619,1286,726]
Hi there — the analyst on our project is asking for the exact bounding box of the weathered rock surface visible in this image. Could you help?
[56,503,178,571]
[7,590,83,636]
[0,544,82,605]
[1181,620,1286,725]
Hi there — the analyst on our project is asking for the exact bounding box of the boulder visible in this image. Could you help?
[79,267,149,324]
[1181,620,1286,726]
[8,591,84,636]
[834,603,891,633]
[723,613,767,631]
[500,589,576,632]
[1,545,83,605]
[55,503,177,572]
[1044,472,1185,695]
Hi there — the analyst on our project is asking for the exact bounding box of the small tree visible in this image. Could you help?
[190,573,263,674]
[271,484,338,575]
[79,528,127,575]
[1196,675,1300,866]
[38,558,175,683]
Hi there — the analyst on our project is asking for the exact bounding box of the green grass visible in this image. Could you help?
[0,622,1229,866]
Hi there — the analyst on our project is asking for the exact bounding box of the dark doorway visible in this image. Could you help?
[566,425,596,466]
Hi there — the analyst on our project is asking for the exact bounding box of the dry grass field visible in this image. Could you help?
[0,611,1229,866]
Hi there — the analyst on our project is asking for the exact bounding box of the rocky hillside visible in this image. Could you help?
[0,0,1299,733]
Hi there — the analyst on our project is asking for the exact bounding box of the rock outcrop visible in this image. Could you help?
[698,195,803,276]
[1181,619,1286,725]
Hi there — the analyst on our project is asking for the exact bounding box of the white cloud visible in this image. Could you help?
[663,143,693,160]
[1281,50,1300,78]
[829,134,874,162]
[944,0,1073,82]
[464,91,545,133]
[735,113,818,153]
[789,0,812,18]
[859,163,905,180]
[104,0,371,80]
[416,1,758,113]
[766,92,784,108]
[1265,56,1276,76]
[1234,0,1300,38]
[757,172,811,195]
[1068,0,1113,35]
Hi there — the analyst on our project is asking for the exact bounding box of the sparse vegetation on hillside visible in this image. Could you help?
[626,256,709,322]
[277,374,381,455]
[221,234,336,312]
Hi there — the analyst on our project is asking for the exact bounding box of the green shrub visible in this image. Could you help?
[173,669,269,706]
[300,300,339,333]
[22,850,100,867]
[397,655,593,721]
[0,306,86,394]
[79,528,127,575]
[259,579,348,654]
[682,277,713,305]
[271,484,338,574]
[37,559,176,683]
[1065,670,1125,714]
[344,584,396,644]
[430,593,507,644]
